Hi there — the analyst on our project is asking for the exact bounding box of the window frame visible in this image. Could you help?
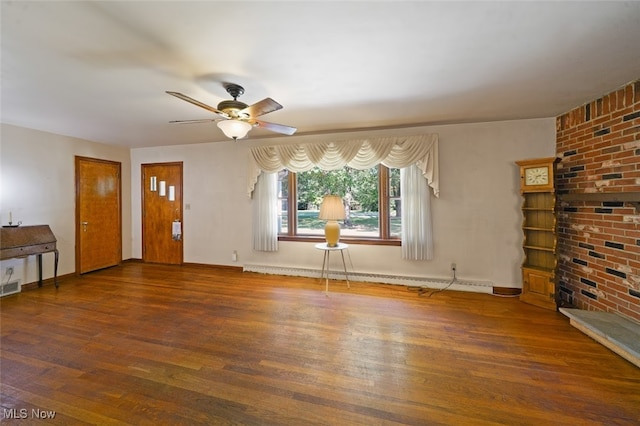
[278,164,401,246]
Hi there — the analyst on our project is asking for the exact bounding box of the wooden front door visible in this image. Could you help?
[142,162,183,265]
[76,156,122,274]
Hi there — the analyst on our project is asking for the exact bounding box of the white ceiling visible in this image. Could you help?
[2,1,640,148]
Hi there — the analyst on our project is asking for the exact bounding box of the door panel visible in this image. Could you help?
[76,157,122,274]
[142,162,183,264]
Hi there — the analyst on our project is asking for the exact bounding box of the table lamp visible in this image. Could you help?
[318,195,345,247]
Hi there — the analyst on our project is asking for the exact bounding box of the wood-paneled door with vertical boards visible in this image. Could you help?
[76,156,122,274]
[142,162,183,265]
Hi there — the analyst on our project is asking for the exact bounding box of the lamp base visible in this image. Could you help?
[324,220,341,247]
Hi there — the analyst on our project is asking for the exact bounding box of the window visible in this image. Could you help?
[277,165,401,245]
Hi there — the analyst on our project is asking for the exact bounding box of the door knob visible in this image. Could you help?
[82,221,88,232]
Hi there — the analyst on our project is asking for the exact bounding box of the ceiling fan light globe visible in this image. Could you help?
[217,119,252,140]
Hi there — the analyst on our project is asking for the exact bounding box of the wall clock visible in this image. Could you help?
[516,157,558,192]
[524,166,549,186]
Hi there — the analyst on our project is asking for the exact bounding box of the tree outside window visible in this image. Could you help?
[277,165,401,244]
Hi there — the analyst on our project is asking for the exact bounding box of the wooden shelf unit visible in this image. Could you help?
[516,158,560,311]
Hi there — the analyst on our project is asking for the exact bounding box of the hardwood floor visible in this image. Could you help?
[1,263,639,425]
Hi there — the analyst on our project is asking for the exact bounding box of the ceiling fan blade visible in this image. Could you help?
[239,98,282,118]
[166,91,230,119]
[252,119,297,136]
[169,119,218,124]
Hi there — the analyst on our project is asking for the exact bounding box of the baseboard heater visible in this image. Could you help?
[1,280,21,297]
[243,264,493,294]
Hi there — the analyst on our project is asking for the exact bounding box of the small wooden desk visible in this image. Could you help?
[315,242,350,294]
[0,225,59,288]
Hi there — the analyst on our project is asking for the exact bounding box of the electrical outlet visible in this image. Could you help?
[5,267,14,275]
[232,250,238,262]
[451,263,456,271]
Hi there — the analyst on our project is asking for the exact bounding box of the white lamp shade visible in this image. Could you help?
[319,195,345,220]
[217,119,253,139]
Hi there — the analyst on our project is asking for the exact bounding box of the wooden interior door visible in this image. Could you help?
[76,156,122,274]
[142,162,183,265]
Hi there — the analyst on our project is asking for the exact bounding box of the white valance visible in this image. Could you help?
[248,134,439,197]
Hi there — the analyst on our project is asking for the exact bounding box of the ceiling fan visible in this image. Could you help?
[166,83,297,140]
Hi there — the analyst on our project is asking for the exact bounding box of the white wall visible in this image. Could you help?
[0,119,554,289]
[130,140,252,264]
[131,118,555,288]
[0,124,132,286]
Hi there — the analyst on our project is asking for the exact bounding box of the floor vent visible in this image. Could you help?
[1,280,21,297]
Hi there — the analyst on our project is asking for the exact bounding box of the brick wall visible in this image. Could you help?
[556,79,640,322]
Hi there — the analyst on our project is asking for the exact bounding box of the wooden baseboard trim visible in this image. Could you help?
[182,262,243,272]
[493,287,522,296]
[123,259,242,272]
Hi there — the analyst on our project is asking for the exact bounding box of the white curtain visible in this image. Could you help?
[252,171,278,252]
[248,134,438,256]
[248,134,439,197]
[401,165,433,260]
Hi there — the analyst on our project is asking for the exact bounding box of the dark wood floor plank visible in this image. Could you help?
[1,263,639,425]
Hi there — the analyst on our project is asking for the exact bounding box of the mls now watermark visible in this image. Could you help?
[4,408,57,419]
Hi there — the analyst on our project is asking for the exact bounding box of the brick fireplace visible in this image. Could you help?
[556,79,640,322]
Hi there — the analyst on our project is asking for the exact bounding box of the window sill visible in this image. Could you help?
[278,235,401,246]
